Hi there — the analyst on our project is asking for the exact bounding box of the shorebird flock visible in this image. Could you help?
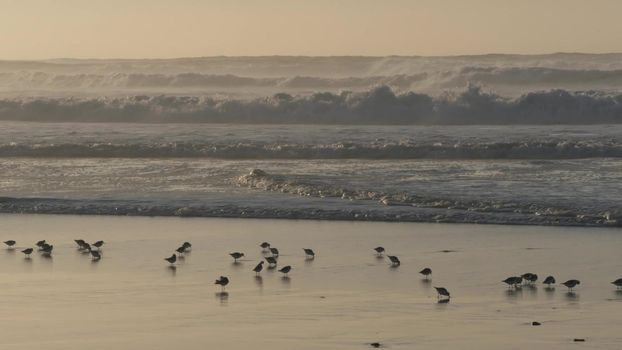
[4,239,622,299]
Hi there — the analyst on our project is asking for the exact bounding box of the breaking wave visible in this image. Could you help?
[3,67,622,92]
[1,85,622,124]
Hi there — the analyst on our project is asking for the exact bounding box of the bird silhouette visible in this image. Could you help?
[503,276,521,288]
[562,279,581,291]
[253,261,264,275]
[387,255,400,266]
[543,276,556,286]
[279,265,292,275]
[612,278,622,289]
[92,241,105,250]
[434,287,450,299]
[90,250,102,260]
[215,276,229,290]
[41,244,53,256]
[303,248,315,258]
[4,240,16,248]
[265,256,278,268]
[230,252,245,262]
[269,247,279,257]
[373,247,385,255]
[164,254,177,265]
[522,273,538,284]
[21,248,33,257]
[419,267,432,279]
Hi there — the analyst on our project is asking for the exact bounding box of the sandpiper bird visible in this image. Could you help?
[36,240,46,249]
[611,278,622,289]
[502,276,521,288]
[90,250,102,260]
[164,254,177,265]
[230,252,245,262]
[562,279,580,291]
[92,241,104,250]
[215,276,229,290]
[303,248,315,258]
[522,273,538,284]
[260,242,271,251]
[434,287,451,299]
[279,265,292,275]
[387,255,400,266]
[175,246,186,256]
[543,276,556,286]
[74,239,86,249]
[269,247,280,257]
[41,244,53,256]
[420,267,432,279]
[182,242,192,251]
[81,242,92,252]
[4,240,16,248]
[373,247,385,256]
[21,248,34,257]
[253,261,264,275]
[265,256,278,267]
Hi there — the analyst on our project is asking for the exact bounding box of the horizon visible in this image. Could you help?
[3,51,622,63]
[2,0,622,60]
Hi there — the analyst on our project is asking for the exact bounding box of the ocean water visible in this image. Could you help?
[1,122,620,226]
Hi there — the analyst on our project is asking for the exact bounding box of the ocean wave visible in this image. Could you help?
[234,169,620,226]
[3,67,622,91]
[1,139,621,159]
[0,86,621,124]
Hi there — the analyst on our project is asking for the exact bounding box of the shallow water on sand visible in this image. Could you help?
[1,214,621,349]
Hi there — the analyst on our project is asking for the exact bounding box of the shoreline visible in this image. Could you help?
[1,197,618,228]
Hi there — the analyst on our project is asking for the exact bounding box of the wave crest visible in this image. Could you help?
[0,86,621,124]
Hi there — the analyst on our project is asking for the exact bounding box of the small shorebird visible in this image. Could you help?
[164,254,177,265]
[611,278,622,289]
[562,279,580,291]
[81,243,92,252]
[90,250,102,260]
[175,246,186,256]
[215,276,229,290]
[303,248,315,258]
[253,261,264,275]
[41,244,53,256]
[543,276,556,286]
[4,240,16,248]
[373,247,385,256]
[269,247,279,257]
[260,242,271,251]
[35,240,46,249]
[434,287,450,299]
[230,252,245,262]
[420,267,432,279]
[74,239,86,249]
[387,255,400,266]
[502,276,521,288]
[92,241,105,250]
[21,248,33,258]
[278,265,292,275]
[182,242,192,251]
[265,256,278,267]
[522,273,538,284]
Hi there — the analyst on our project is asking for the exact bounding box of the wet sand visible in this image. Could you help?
[1,214,621,349]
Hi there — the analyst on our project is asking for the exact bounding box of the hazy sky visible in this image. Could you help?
[2,0,622,59]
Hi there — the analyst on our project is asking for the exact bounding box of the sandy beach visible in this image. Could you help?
[1,214,621,349]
